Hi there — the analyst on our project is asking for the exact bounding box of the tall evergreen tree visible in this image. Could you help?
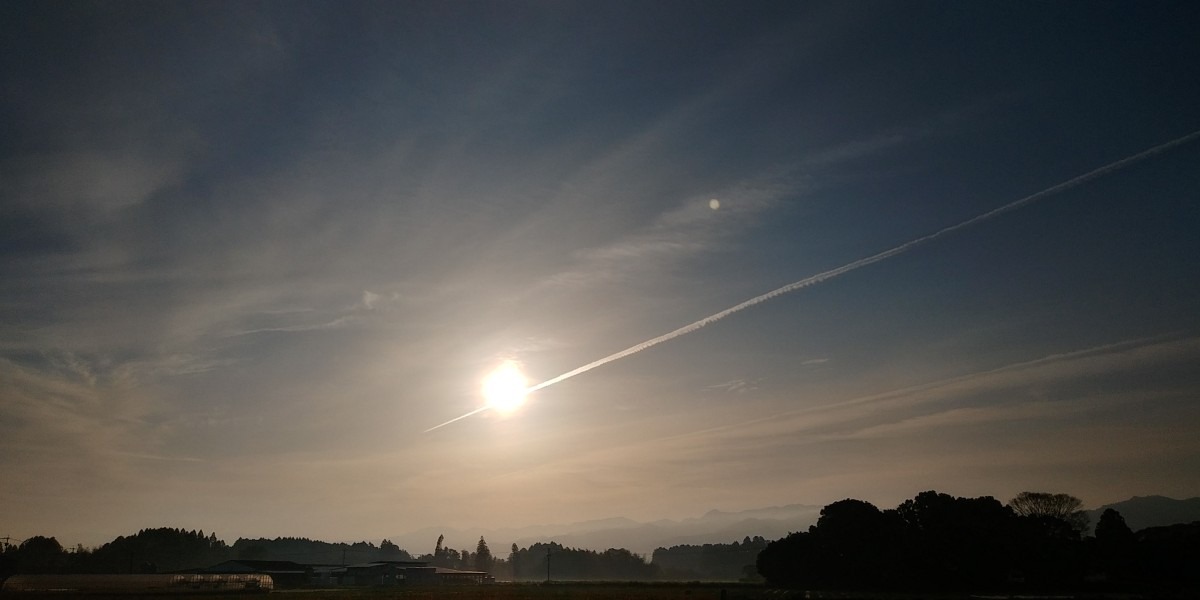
[475,537,493,572]
[433,534,446,566]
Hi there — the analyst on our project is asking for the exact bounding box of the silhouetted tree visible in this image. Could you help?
[654,538,768,581]
[756,531,816,587]
[895,491,1015,588]
[433,534,445,565]
[86,528,229,573]
[227,536,403,564]
[1132,522,1200,589]
[475,537,493,572]
[15,536,64,574]
[1096,508,1134,544]
[758,491,1105,590]
[1092,508,1136,582]
[380,539,402,557]
[509,542,657,581]
[813,498,901,587]
[1009,492,1089,533]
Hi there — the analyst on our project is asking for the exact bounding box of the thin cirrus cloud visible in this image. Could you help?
[524,333,1195,465]
[477,334,1200,513]
[680,334,1200,444]
[2,152,187,213]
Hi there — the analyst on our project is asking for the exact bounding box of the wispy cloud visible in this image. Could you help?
[705,378,761,394]
[226,316,355,338]
[2,152,187,213]
[0,357,166,509]
[466,334,1200,513]
[544,181,790,288]
[686,333,1198,443]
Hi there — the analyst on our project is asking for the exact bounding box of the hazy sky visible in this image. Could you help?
[3,1,1200,550]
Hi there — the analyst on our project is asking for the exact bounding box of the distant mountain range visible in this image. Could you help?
[1086,495,1200,533]
[391,504,822,557]
[392,495,1200,557]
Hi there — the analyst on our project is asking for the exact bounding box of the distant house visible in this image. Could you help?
[203,560,310,588]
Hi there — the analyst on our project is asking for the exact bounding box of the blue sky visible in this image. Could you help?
[2,1,1200,549]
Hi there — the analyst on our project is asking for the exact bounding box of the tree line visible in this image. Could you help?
[652,536,767,581]
[0,528,414,575]
[12,490,1192,590]
[508,542,657,581]
[419,536,768,581]
[422,534,494,573]
[1,528,228,575]
[1,527,763,582]
[757,490,1200,592]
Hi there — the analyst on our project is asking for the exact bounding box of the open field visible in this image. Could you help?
[0,582,1183,600]
[272,583,773,600]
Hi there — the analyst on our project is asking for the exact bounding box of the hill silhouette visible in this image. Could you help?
[391,504,821,557]
[1086,495,1200,533]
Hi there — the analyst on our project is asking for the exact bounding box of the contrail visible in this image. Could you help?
[424,405,490,433]
[526,129,1200,393]
[425,128,1200,432]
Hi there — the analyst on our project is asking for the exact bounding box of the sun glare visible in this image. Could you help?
[482,362,528,415]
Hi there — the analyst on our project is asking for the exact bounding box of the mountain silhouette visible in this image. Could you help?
[1086,495,1200,532]
[390,504,821,557]
[389,496,1200,558]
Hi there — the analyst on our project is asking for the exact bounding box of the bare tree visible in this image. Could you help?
[1008,491,1089,532]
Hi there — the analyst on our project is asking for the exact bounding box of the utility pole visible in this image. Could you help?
[545,547,551,583]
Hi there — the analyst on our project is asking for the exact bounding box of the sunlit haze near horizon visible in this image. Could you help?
[2,1,1200,550]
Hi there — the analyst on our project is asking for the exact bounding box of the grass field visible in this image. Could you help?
[0,582,1167,600]
[273,583,766,600]
[0,582,774,600]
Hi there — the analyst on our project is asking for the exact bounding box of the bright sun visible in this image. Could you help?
[482,362,528,415]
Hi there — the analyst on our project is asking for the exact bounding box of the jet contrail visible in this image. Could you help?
[424,405,490,433]
[425,128,1200,433]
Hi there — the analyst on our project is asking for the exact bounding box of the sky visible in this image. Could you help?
[2,1,1200,551]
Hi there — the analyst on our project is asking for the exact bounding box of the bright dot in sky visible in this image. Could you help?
[709,198,720,210]
[482,362,528,415]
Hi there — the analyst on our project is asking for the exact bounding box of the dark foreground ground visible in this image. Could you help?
[1,582,1192,600]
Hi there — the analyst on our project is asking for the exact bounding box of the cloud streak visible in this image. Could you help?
[475,334,1200,511]
[667,333,1200,448]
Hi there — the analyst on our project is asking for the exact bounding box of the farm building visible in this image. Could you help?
[328,561,491,586]
[405,566,491,585]
[341,560,428,585]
